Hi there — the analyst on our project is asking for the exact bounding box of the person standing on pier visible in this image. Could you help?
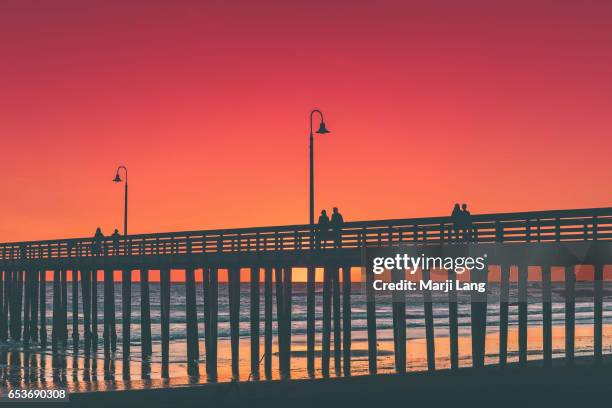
[451,203,462,241]
[93,227,104,256]
[111,229,121,255]
[330,207,344,248]
[461,203,473,242]
[317,210,330,249]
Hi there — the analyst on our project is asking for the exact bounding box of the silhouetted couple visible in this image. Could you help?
[451,203,473,242]
[317,207,344,249]
[93,227,121,255]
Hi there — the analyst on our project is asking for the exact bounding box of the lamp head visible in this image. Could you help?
[316,121,330,134]
[113,173,123,183]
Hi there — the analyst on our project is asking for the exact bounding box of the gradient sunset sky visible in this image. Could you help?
[2,0,611,243]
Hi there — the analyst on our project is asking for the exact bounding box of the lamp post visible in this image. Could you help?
[307,109,330,377]
[309,109,331,226]
[113,166,128,237]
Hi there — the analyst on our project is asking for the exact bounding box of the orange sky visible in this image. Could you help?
[2,0,611,246]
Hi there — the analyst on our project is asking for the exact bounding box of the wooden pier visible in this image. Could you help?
[0,207,611,381]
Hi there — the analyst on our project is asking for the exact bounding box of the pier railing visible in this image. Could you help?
[1,207,611,261]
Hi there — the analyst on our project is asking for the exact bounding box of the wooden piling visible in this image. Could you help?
[15,270,24,342]
[61,269,67,346]
[81,269,92,355]
[202,267,211,378]
[0,270,5,342]
[103,269,112,357]
[321,267,332,377]
[264,267,273,380]
[185,267,200,377]
[7,270,13,342]
[274,267,286,377]
[471,266,489,369]
[423,268,435,371]
[22,270,31,344]
[30,270,39,342]
[365,263,377,374]
[542,265,552,367]
[52,270,60,351]
[91,269,98,349]
[518,264,528,366]
[565,266,575,366]
[228,267,240,380]
[499,265,510,367]
[108,269,117,352]
[594,264,603,364]
[250,266,260,379]
[332,266,342,376]
[284,267,293,377]
[209,267,219,380]
[306,265,315,377]
[122,268,132,378]
[448,268,459,369]
[72,270,79,346]
[39,270,47,347]
[160,267,171,378]
[140,269,152,359]
[342,266,352,376]
[391,267,406,374]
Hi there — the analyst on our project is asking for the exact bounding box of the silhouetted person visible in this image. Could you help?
[461,203,472,241]
[330,207,344,248]
[317,210,330,249]
[93,228,104,256]
[111,229,120,255]
[451,203,462,241]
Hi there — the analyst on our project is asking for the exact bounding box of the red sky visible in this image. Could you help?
[2,0,611,244]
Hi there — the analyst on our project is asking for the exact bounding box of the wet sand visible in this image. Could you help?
[2,323,611,393]
[71,357,612,408]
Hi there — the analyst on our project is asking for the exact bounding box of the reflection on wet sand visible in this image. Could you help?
[1,324,610,393]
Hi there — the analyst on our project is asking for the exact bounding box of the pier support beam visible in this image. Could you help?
[39,270,47,347]
[160,267,171,378]
[594,264,603,364]
[22,270,32,345]
[140,269,152,375]
[423,268,435,371]
[321,267,332,377]
[185,267,200,377]
[448,268,459,369]
[91,269,98,350]
[250,266,260,379]
[332,266,342,376]
[365,263,377,375]
[499,265,510,367]
[228,267,240,380]
[518,264,528,366]
[81,269,92,356]
[306,265,315,378]
[72,270,79,349]
[264,267,273,380]
[342,265,352,376]
[29,269,39,342]
[392,267,406,374]
[122,268,132,379]
[542,265,552,367]
[565,266,575,366]
[61,269,67,347]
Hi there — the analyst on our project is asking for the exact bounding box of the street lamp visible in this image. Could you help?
[309,109,331,225]
[113,165,128,237]
[307,109,330,377]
